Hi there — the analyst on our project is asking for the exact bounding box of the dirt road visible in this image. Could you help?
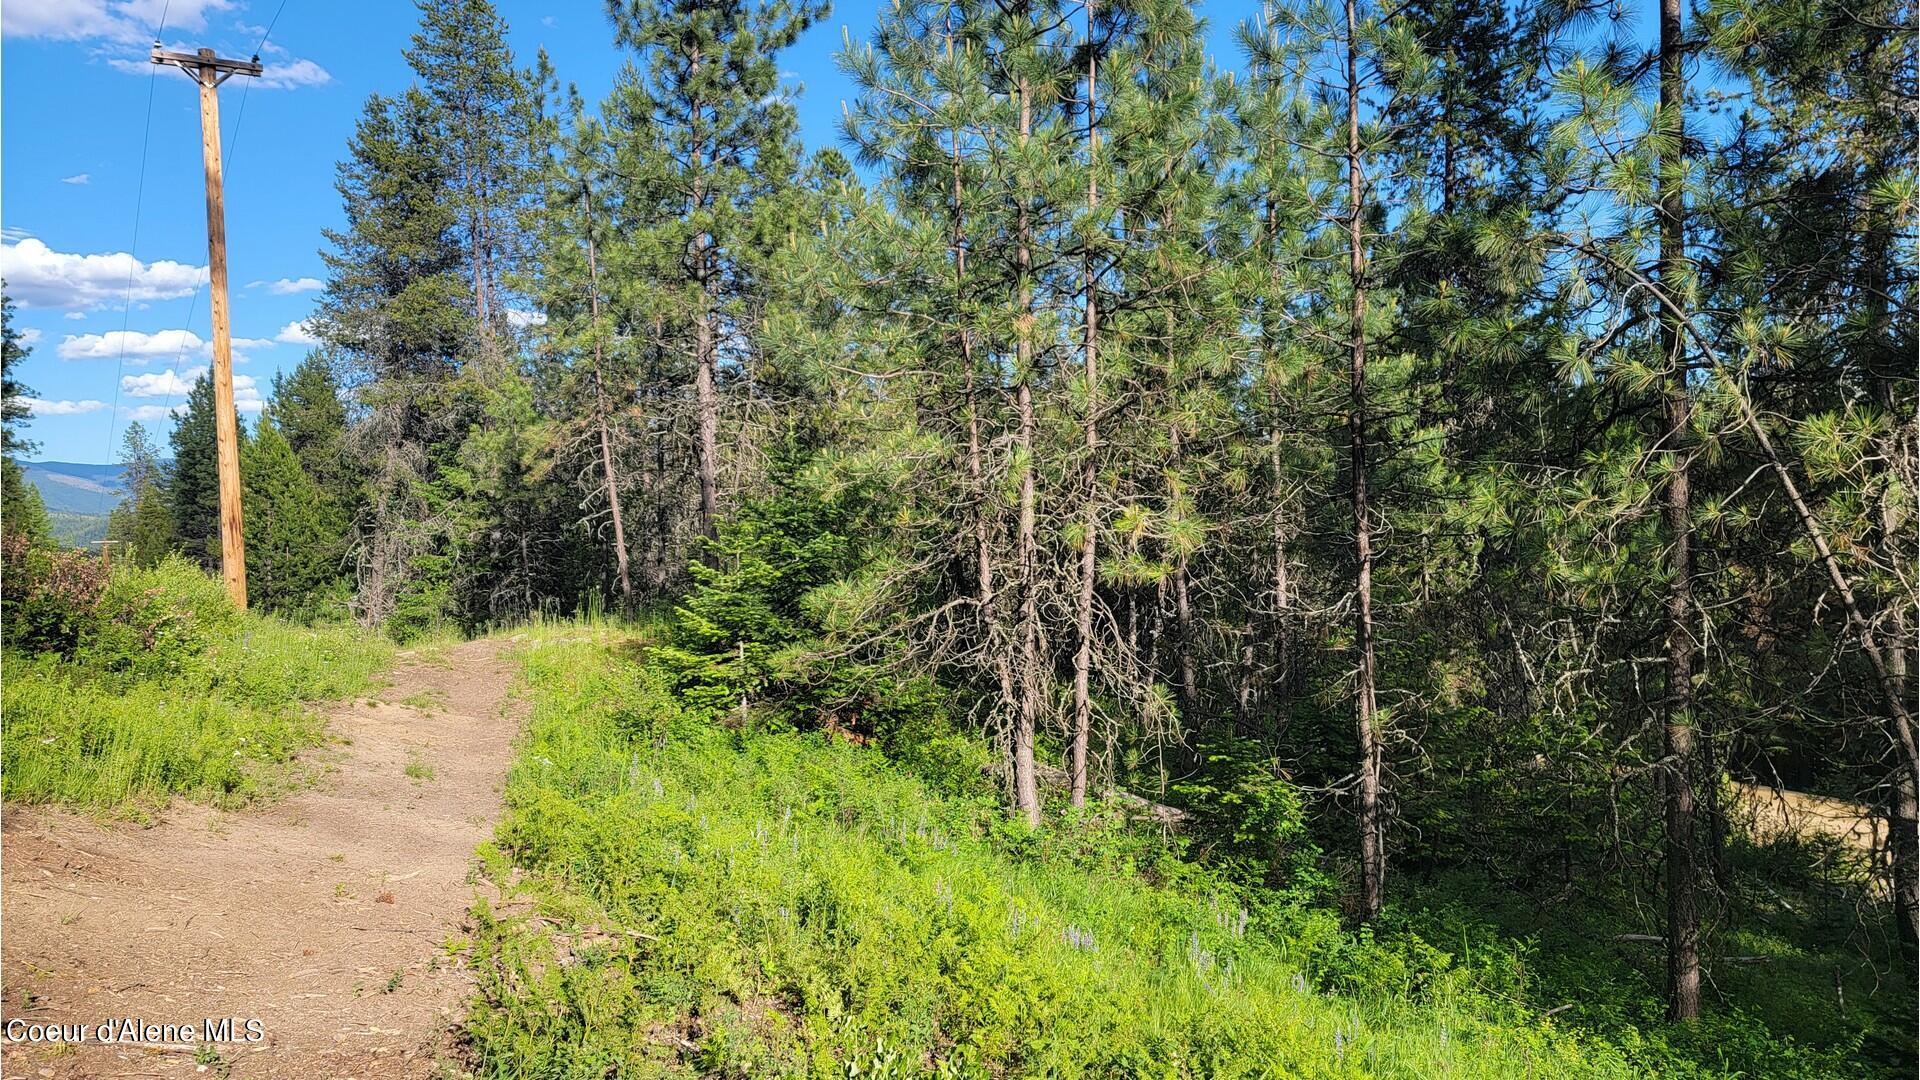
[1,638,521,1079]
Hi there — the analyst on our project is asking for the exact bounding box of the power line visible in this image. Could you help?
[93,1,171,515]
[151,2,299,445]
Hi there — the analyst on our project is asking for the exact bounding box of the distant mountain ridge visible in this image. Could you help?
[21,461,128,516]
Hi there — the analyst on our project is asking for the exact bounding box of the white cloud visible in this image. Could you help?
[63,311,86,321]
[230,373,264,412]
[7,3,329,96]
[2,238,206,310]
[250,276,322,295]
[18,328,42,348]
[117,367,261,415]
[506,309,548,328]
[1,0,114,40]
[61,173,90,185]
[121,403,186,422]
[275,319,320,346]
[542,16,557,27]
[22,397,107,416]
[122,368,204,397]
[3,0,233,43]
[58,328,204,362]
[257,58,332,91]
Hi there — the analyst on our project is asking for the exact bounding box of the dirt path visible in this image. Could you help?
[1,638,522,1079]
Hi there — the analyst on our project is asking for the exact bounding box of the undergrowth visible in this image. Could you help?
[464,628,1791,1079]
[1,550,392,812]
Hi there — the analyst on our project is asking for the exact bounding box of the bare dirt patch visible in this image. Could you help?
[1,638,522,1079]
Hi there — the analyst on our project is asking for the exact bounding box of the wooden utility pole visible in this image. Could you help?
[89,539,121,568]
[152,45,261,610]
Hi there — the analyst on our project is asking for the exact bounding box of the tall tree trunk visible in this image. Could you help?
[1011,71,1043,828]
[1169,424,1199,718]
[1865,187,1918,961]
[694,244,719,548]
[1265,198,1292,707]
[1271,420,1291,699]
[1656,0,1702,1021]
[581,179,633,607]
[1071,0,1101,808]
[945,32,1019,769]
[1345,0,1386,924]
[688,54,720,550]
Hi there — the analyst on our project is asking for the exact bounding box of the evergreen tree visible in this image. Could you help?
[2,291,34,459]
[1,290,50,546]
[106,422,174,568]
[270,351,358,510]
[169,373,222,569]
[404,0,539,344]
[605,0,825,543]
[243,415,347,617]
[316,0,541,631]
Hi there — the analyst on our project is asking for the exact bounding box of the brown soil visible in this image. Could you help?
[1,638,522,1079]
[1727,779,1883,854]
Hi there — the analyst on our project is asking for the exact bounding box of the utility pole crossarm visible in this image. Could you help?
[150,45,263,83]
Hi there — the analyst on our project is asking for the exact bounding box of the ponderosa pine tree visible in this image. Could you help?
[604,0,825,546]
[524,87,639,607]
[1701,0,1919,963]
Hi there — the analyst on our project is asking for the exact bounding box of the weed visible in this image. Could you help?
[401,688,449,713]
[192,1043,230,1078]
[463,633,1657,1078]
[0,561,391,811]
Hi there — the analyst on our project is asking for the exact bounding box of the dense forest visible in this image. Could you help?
[2,0,1914,1073]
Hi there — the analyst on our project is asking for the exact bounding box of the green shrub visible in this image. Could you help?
[80,555,239,681]
[1,557,392,811]
[1,529,109,656]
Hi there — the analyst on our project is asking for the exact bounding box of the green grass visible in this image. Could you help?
[401,687,450,712]
[466,630,1677,1079]
[1,572,393,814]
[406,752,437,783]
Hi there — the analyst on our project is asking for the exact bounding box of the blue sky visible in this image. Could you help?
[0,0,1243,463]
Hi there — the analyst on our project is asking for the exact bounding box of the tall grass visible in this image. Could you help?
[1,558,393,813]
[467,632,1665,1079]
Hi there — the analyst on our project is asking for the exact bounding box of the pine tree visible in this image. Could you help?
[1,291,51,546]
[169,373,222,569]
[523,86,640,608]
[243,415,347,617]
[404,0,539,345]
[107,422,175,568]
[605,0,825,544]
[316,0,541,629]
[2,291,34,460]
[270,351,357,511]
